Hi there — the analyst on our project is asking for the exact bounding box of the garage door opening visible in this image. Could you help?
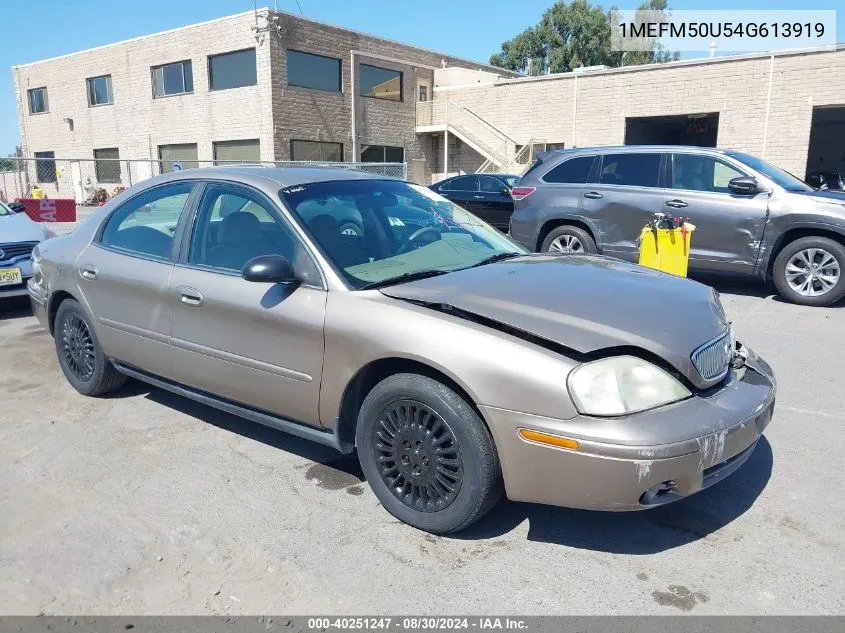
[806,106,845,189]
[625,113,719,147]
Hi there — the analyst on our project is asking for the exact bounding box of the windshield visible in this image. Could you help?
[0,202,12,217]
[280,179,527,289]
[727,151,813,192]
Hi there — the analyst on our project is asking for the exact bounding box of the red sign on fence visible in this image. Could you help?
[15,198,77,223]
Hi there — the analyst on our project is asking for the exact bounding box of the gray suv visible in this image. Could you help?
[509,146,845,306]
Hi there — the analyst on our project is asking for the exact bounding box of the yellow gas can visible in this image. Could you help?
[638,223,695,277]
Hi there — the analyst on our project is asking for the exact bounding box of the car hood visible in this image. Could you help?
[380,254,729,389]
[0,212,45,243]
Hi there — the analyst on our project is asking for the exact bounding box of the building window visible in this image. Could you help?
[158,143,198,173]
[213,139,260,164]
[290,140,343,162]
[287,50,341,92]
[34,151,57,183]
[28,88,48,114]
[87,75,113,106]
[359,64,402,102]
[94,148,121,183]
[361,145,404,163]
[208,49,257,91]
[152,61,193,98]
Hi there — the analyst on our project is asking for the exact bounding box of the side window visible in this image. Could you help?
[99,182,194,259]
[478,176,506,193]
[672,154,745,193]
[189,185,300,273]
[599,153,661,188]
[543,156,595,184]
[449,175,478,191]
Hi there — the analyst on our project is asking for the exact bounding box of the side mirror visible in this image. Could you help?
[500,187,512,196]
[728,176,759,195]
[241,254,297,284]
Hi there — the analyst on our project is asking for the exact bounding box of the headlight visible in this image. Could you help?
[567,356,691,416]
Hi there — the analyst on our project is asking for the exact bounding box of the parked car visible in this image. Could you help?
[0,200,54,300]
[509,146,845,306]
[805,170,845,191]
[430,173,520,231]
[29,167,775,533]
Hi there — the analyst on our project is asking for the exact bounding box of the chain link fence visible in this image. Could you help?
[0,157,407,208]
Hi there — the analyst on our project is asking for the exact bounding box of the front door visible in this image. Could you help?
[666,152,769,273]
[168,182,326,425]
[476,175,514,230]
[581,152,666,261]
[75,181,197,378]
[417,78,431,103]
[439,175,479,213]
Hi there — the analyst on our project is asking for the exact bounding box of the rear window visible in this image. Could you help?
[599,153,661,188]
[542,156,595,184]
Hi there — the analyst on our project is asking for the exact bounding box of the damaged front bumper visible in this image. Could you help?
[481,347,776,511]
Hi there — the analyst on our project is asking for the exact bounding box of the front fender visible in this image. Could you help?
[757,220,845,280]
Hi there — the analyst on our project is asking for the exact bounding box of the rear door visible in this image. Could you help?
[666,152,769,273]
[168,181,326,425]
[476,175,514,230]
[76,181,198,378]
[581,151,666,260]
[437,175,479,212]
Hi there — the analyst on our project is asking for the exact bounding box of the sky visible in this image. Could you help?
[2,0,843,154]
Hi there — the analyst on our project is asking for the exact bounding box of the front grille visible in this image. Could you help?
[0,242,37,263]
[691,330,732,382]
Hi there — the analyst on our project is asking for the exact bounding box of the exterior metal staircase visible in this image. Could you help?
[415,100,545,175]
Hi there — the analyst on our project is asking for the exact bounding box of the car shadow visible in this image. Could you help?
[0,297,33,320]
[453,437,773,554]
[689,273,845,307]
[128,383,364,479]
[106,378,771,552]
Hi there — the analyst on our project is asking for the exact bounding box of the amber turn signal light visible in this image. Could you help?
[518,428,580,450]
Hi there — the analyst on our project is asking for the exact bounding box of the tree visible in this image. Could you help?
[490,0,678,75]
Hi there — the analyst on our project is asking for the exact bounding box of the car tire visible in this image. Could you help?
[541,225,597,254]
[355,373,502,534]
[54,298,126,396]
[339,221,362,237]
[773,236,845,306]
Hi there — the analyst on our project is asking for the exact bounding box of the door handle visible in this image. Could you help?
[665,199,689,208]
[473,195,485,199]
[79,265,98,280]
[177,286,204,307]
[583,191,603,199]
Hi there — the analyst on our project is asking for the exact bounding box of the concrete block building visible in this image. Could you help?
[11,7,845,200]
[11,8,513,199]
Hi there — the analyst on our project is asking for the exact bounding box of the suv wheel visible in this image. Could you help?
[55,298,126,396]
[541,225,597,254]
[773,236,845,306]
[355,373,502,534]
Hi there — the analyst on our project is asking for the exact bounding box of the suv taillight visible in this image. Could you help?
[510,187,536,201]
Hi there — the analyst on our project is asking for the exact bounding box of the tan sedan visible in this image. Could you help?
[28,167,776,533]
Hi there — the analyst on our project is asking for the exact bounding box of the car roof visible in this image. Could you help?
[140,165,388,189]
[542,145,735,157]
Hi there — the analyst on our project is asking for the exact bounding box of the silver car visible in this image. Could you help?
[28,167,776,533]
[509,146,845,306]
[0,201,54,299]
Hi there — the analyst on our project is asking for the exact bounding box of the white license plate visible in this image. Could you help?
[0,267,22,286]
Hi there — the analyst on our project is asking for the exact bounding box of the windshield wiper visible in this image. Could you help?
[358,269,450,290]
[468,252,523,268]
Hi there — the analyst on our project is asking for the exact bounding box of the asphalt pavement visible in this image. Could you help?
[1,278,843,615]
